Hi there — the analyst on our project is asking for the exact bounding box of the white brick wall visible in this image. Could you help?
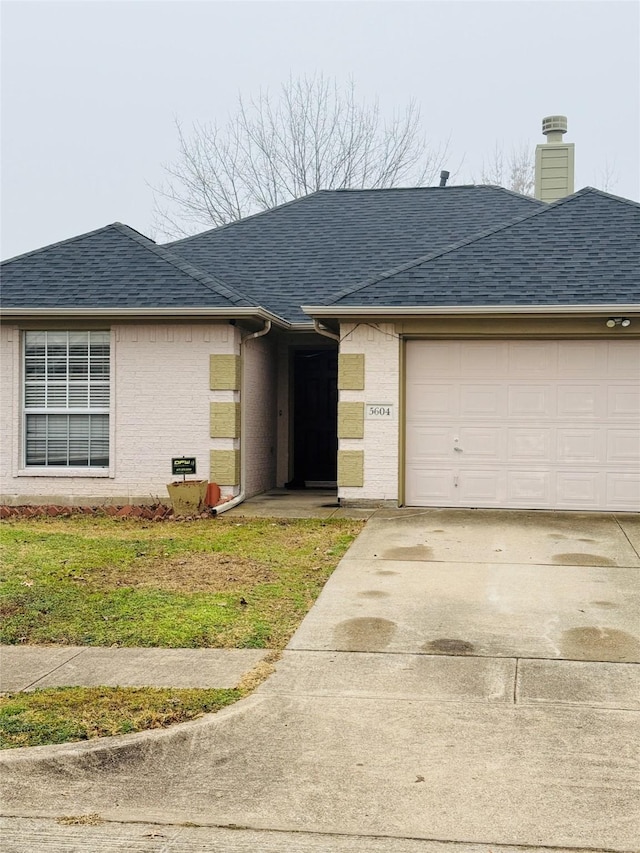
[0,322,242,505]
[339,322,400,503]
[0,325,16,489]
[275,338,292,487]
[243,332,277,497]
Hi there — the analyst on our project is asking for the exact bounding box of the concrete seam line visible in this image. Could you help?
[20,647,88,692]
[614,513,640,560]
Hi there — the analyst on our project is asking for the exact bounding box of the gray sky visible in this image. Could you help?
[2,0,639,260]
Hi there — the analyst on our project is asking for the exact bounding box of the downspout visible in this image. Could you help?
[212,320,272,516]
[313,319,340,341]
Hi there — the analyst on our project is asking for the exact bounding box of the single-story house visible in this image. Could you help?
[2,124,638,513]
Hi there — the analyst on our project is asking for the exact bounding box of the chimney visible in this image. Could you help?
[534,115,575,202]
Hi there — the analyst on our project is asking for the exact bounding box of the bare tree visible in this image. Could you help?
[475,143,536,196]
[153,75,449,238]
[594,160,619,193]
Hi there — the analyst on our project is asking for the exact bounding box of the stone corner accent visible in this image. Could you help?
[338,401,365,439]
[337,450,364,488]
[210,402,241,438]
[210,354,241,390]
[210,449,241,486]
[338,353,365,390]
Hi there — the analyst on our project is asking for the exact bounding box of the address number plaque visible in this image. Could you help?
[365,404,394,419]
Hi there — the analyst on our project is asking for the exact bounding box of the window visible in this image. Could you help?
[23,331,110,468]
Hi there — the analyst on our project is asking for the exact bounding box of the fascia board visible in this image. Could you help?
[0,306,291,328]
[302,304,640,318]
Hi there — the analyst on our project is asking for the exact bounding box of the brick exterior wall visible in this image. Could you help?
[243,332,278,497]
[0,322,243,505]
[275,338,291,487]
[338,322,400,504]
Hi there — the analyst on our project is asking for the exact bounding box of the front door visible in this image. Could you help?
[291,348,338,486]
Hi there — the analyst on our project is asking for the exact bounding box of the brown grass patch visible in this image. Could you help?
[237,650,281,693]
[92,552,276,593]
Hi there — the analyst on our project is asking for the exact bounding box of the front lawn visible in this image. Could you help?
[0,515,363,649]
[0,513,362,748]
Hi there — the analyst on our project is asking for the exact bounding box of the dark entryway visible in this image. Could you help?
[289,347,338,487]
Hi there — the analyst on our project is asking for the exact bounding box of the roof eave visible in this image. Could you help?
[302,304,640,319]
[0,305,291,329]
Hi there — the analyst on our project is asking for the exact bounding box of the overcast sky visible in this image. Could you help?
[1,0,638,260]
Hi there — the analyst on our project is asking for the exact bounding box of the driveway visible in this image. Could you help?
[1,509,639,852]
[290,508,640,660]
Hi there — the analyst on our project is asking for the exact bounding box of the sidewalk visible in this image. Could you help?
[1,505,638,851]
[0,646,271,693]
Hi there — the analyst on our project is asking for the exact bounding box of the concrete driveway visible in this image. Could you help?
[290,508,640,661]
[1,509,639,852]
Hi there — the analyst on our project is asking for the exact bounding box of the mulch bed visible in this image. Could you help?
[0,499,233,521]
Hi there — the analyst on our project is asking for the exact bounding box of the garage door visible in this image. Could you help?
[405,340,640,511]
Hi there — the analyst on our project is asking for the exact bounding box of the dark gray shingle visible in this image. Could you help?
[1,223,256,309]
[167,186,544,322]
[328,189,640,307]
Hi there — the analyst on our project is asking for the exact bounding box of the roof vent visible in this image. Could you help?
[541,115,568,143]
[439,170,450,187]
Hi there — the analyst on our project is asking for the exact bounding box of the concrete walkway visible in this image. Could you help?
[1,505,639,852]
[0,647,271,693]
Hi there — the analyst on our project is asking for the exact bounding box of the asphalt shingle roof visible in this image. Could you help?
[3,187,636,320]
[0,222,256,310]
[327,188,640,307]
[166,186,543,322]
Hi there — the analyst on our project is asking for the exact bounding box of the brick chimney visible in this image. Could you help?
[534,115,575,202]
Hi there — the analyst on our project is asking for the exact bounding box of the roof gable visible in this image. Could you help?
[327,188,640,308]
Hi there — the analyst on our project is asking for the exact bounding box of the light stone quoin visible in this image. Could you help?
[210,402,241,438]
[338,353,365,390]
[210,354,241,390]
[209,449,240,486]
[337,402,364,439]
[337,450,364,488]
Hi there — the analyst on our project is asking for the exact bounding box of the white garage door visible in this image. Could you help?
[405,339,640,511]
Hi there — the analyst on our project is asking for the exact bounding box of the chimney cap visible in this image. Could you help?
[542,115,568,137]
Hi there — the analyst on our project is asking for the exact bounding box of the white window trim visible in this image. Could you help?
[16,328,116,478]
[16,467,111,478]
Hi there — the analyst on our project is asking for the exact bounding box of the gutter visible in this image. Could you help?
[0,306,290,327]
[302,304,640,318]
[212,320,272,516]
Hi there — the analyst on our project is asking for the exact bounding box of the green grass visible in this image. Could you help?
[0,514,364,748]
[0,686,242,749]
[0,515,363,648]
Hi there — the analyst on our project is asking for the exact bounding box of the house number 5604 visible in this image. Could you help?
[366,404,394,419]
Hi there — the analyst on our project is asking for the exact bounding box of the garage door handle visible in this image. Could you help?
[453,446,463,452]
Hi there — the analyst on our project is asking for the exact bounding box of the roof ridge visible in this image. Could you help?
[574,185,640,209]
[326,187,622,305]
[1,222,150,266]
[115,227,257,307]
[330,184,543,203]
[166,185,543,248]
